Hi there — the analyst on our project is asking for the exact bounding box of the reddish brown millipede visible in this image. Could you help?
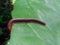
[8,18,46,30]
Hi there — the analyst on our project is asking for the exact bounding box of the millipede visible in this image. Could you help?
[0,0,46,45]
[7,18,46,30]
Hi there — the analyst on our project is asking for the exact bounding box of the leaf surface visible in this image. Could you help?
[7,0,60,45]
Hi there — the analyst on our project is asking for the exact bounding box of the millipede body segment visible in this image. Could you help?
[8,18,46,30]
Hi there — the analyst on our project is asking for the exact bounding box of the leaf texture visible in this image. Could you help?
[7,0,60,45]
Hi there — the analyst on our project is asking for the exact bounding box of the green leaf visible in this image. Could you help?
[7,0,60,45]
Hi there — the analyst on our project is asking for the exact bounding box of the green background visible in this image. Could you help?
[7,0,60,45]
